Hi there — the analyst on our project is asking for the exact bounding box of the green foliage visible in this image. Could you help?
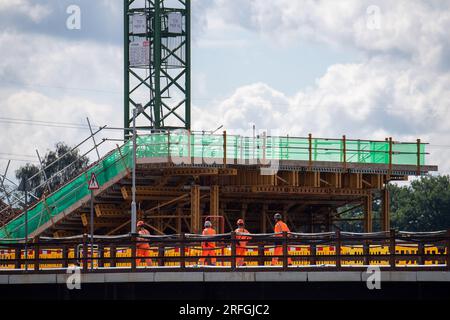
[15,163,40,192]
[390,175,450,231]
[15,142,89,200]
[335,175,450,232]
[43,142,89,192]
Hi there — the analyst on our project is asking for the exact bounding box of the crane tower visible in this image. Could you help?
[124,0,191,134]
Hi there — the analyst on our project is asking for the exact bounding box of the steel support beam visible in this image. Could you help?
[381,187,390,231]
[210,185,219,216]
[190,185,201,233]
[364,194,373,233]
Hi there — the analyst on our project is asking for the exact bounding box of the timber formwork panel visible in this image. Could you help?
[278,171,299,186]
[362,174,383,189]
[300,172,320,188]
[343,173,363,189]
[320,173,342,188]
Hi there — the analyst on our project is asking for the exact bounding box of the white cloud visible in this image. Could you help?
[190,0,450,174]
[0,31,123,181]
[0,0,449,180]
[0,0,52,23]
[193,57,450,172]
[209,0,450,66]
[0,31,122,92]
[0,89,122,181]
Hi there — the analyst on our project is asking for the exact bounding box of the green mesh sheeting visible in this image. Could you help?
[0,142,134,239]
[0,133,427,239]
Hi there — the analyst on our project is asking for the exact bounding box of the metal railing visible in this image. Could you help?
[135,131,429,172]
[0,230,449,273]
[0,124,108,226]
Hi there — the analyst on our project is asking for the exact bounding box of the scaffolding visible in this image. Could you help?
[0,131,434,239]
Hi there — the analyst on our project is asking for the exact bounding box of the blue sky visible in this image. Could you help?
[0,0,449,180]
[193,32,361,101]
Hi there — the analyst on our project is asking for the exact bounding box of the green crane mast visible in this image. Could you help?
[124,0,191,136]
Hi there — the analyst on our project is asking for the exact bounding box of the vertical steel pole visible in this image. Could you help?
[185,0,191,129]
[388,137,393,179]
[131,108,137,234]
[336,229,341,269]
[342,135,347,170]
[24,179,28,271]
[231,232,236,271]
[389,229,396,269]
[223,131,227,166]
[124,0,130,139]
[252,125,256,164]
[90,189,94,271]
[154,0,162,128]
[308,133,313,169]
[446,229,450,271]
[416,138,421,176]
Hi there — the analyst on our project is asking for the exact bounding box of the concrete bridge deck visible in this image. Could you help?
[2,270,450,285]
[1,271,450,300]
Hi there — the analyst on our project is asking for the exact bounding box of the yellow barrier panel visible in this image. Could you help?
[0,243,447,270]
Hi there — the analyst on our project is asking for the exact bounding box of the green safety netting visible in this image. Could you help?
[0,133,427,239]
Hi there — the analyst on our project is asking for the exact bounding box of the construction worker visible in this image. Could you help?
[271,213,293,266]
[199,220,217,266]
[136,221,152,266]
[235,219,251,267]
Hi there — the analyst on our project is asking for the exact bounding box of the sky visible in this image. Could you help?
[0,0,450,183]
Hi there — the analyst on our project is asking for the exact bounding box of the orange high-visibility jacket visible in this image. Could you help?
[137,229,150,248]
[274,221,290,237]
[235,227,250,247]
[202,227,216,248]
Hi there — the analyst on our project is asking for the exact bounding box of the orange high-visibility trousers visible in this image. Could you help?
[199,247,216,265]
[137,244,152,266]
[271,246,292,266]
[236,246,246,266]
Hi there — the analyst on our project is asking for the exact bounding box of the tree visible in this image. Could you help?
[390,175,450,231]
[15,163,41,193]
[42,142,89,192]
[335,176,450,232]
[15,142,89,200]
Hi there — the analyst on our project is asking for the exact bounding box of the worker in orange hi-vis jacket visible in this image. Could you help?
[271,213,293,266]
[235,219,251,267]
[136,221,152,266]
[199,221,217,266]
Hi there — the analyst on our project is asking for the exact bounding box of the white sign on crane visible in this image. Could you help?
[129,40,150,66]
[168,12,182,34]
[132,14,147,34]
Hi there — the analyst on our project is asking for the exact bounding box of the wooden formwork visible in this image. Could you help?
[38,158,413,238]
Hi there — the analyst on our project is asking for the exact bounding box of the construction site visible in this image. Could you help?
[0,0,449,300]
